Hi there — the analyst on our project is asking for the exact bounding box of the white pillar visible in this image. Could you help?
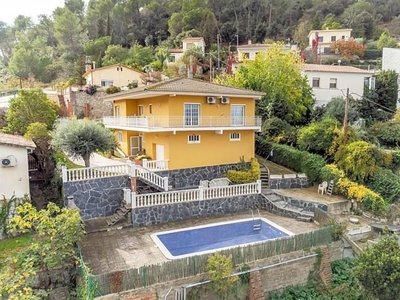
[256,180,262,193]
[61,166,68,182]
[131,191,137,209]
[199,186,204,200]
[163,177,169,191]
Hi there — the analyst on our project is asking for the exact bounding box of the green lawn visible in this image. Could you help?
[54,151,84,169]
[0,234,33,260]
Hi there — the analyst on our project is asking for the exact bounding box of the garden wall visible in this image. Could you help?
[63,175,131,220]
[269,174,311,189]
[155,163,240,189]
[132,194,261,227]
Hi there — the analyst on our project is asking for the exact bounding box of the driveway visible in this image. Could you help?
[68,152,127,167]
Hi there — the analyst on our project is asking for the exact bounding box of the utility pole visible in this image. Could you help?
[236,34,239,48]
[217,34,220,70]
[209,56,212,82]
[343,88,349,145]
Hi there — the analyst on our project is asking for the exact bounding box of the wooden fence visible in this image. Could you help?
[91,226,333,295]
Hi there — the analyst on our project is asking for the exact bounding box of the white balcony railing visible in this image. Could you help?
[103,116,262,130]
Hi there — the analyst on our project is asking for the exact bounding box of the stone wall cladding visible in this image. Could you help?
[132,194,262,227]
[156,163,240,190]
[69,90,112,119]
[279,195,328,212]
[63,175,130,220]
[249,270,264,300]
[269,176,311,189]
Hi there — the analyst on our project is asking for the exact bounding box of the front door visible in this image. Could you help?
[156,144,165,161]
[130,136,142,156]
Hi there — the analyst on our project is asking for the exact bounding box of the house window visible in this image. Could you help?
[184,103,200,126]
[230,132,241,141]
[243,52,250,59]
[117,67,119,71]
[118,132,123,143]
[329,78,337,89]
[342,35,345,39]
[331,36,336,42]
[114,106,120,117]
[231,105,245,126]
[169,55,175,62]
[138,105,144,116]
[312,78,320,88]
[101,79,113,87]
[188,134,200,144]
[149,104,153,114]
[364,76,376,91]
[186,42,194,49]
[318,36,323,42]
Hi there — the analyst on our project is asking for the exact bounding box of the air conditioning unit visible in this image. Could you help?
[207,96,216,104]
[1,156,17,167]
[221,97,230,104]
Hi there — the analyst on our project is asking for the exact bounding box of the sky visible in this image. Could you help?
[0,0,73,26]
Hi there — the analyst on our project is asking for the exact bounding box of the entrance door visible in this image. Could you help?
[156,144,165,161]
[130,136,142,155]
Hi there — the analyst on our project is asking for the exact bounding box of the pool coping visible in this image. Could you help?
[150,217,295,260]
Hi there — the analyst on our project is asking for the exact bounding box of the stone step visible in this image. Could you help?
[265,194,282,202]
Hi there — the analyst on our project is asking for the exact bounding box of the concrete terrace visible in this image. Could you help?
[81,211,318,275]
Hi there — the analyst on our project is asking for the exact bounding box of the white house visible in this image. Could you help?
[382,47,400,107]
[168,37,206,63]
[308,29,352,54]
[0,133,36,199]
[301,64,376,107]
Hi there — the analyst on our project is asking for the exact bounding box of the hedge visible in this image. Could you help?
[255,136,326,183]
[367,169,400,204]
[226,158,260,184]
[321,164,386,216]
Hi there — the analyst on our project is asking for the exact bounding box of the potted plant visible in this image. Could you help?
[129,154,151,166]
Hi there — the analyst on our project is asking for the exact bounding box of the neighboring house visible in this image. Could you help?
[301,64,376,107]
[168,37,206,64]
[230,41,297,72]
[308,29,352,54]
[102,77,263,170]
[83,64,146,88]
[382,47,400,107]
[0,133,36,199]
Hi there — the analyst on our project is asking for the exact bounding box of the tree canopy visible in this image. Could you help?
[51,119,116,167]
[215,43,314,125]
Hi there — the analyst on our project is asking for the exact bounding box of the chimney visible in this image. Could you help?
[85,64,92,72]
[248,39,252,45]
[92,61,96,70]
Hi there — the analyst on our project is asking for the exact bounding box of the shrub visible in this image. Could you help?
[105,85,121,94]
[369,121,400,147]
[367,169,400,203]
[127,81,138,89]
[226,158,260,184]
[256,136,326,182]
[261,117,297,145]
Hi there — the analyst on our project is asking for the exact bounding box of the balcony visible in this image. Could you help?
[103,116,262,132]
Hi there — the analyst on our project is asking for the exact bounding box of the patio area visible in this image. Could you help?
[81,211,318,275]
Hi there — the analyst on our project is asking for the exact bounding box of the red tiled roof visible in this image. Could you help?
[301,64,375,74]
[0,133,36,148]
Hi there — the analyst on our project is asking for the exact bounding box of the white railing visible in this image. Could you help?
[128,162,168,191]
[142,159,169,171]
[131,180,262,208]
[62,164,129,182]
[103,116,262,129]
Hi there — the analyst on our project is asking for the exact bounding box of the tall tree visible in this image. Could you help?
[215,43,315,125]
[2,89,58,135]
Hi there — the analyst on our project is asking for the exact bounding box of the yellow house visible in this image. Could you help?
[83,64,146,88]
[102,78,263,170]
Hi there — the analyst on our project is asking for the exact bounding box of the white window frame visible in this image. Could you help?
[231,105,245,126]
[118,131,123,143]
[329,78,337,89]
[230,132,241,141]
[114,105,120,117]
[188,134,200,144]
[184,103,200,126]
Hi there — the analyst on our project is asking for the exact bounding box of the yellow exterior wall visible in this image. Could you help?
[142,132,170,160]
[168,130,254,169]
[86,66,144,87]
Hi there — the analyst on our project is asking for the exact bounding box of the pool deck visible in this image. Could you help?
[81,211,318,275]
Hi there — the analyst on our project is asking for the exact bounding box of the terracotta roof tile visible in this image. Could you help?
[301,64,375,74]
[0,133,36,148]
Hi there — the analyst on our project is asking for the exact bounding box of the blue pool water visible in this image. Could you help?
[151,218,294,259]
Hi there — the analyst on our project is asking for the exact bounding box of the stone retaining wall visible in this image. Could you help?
[269,174,311,189]
[63,176,131,220]
[132,194,262,227]
[279,195,328,212]
[155,163,240,190]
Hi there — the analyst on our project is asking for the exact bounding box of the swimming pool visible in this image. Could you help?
[151,218,294,259]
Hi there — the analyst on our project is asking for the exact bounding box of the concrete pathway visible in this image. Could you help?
[69,152,127,167]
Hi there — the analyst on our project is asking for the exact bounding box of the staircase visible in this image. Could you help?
[134,164,168,192]
[260,168,269,191]
[106,201,132,226]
